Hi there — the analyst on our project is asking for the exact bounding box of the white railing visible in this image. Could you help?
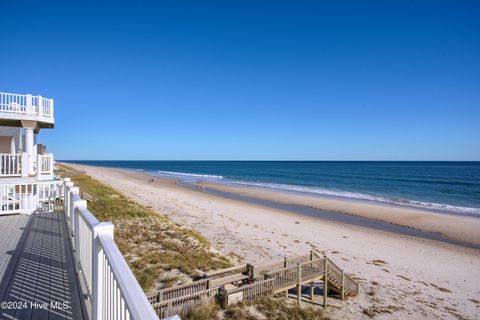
[63,178,159,320]
[0,181,61,214]
[0,92,54,118]
[0,153,54,178]
[0,153,22,176]
[38,153,54,175]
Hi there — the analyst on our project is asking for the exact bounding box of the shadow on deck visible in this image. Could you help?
[0,212,86,320]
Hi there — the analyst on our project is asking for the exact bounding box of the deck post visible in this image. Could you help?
[50,98,54,116]
[68,185,77,239]
[62,179,71,215]
[21,152,28,177]
[297,263,302,306]
[323,257,328,308]
[92,222,115,320]
[25,94,32,114]
[219,287,228,309]
[248,263,257,280]
[64,182,74,223]
[341,270,345,300]
[37,95,43,115]
[310,282,314,301]
[72,187,82,270]
[36,154,42,180]
[63,178,71,201]
[284,257,288,298]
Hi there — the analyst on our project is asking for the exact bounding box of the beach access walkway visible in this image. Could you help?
[0,212,85,320]
[147,251,359,319]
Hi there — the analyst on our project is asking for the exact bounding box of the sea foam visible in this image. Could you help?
[225,181,480,216]
[155,170,224,180]
[149,169,479,216]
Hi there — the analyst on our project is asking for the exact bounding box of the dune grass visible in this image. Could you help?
[184,298,329,320]
[57,164,231,291]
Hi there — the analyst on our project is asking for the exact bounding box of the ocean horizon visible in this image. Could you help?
[63,160,480,216]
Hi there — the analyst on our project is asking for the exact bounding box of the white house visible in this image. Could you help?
[0,92,56,214]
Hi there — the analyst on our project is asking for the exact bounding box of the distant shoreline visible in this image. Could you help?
[62,160,480,217]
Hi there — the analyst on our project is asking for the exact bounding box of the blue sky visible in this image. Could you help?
[1,1,479,160]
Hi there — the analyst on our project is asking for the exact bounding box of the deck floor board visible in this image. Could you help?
[0,212,85,320]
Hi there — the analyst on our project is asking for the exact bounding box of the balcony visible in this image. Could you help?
[0,153,22,176]
[0,153,54,179]
[0,180,59,215]
[37,153,54,179]
[0,92,54,128]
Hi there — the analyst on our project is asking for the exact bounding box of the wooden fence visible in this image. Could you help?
[203,264,248,280]
[151,288,219,318]
[248,252,318,278]
[219,278,274,307]
[147,279,210,304]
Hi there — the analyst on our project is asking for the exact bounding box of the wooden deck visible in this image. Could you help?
[148,251,359,318]
[0,212,86,320]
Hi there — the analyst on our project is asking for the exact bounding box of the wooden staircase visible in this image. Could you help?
[326,273,351,297]
[147,251,359,318]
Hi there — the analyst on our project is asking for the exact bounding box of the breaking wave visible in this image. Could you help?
[224,181,480,216]
[154,170,224,180]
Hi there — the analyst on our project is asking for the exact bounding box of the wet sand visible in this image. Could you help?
[194,182,480,247]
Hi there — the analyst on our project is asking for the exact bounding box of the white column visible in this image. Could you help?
[21,120,37,176]
[25,128,34,175]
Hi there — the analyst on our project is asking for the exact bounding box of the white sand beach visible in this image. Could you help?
[65,163,480,320]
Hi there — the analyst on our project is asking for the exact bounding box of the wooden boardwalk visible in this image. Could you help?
[0,212,86,320]
[147,251,359,318]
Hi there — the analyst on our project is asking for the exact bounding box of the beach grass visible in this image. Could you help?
[57,164,231,291]
[184,298,328,320]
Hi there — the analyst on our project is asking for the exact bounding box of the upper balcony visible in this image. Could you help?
[0,92,54,129]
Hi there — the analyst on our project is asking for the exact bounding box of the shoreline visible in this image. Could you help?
[65,161,480,217]
[214,182,479,218]
[180,181,480,249]
[61,163,480,319]
[186,181,480,247]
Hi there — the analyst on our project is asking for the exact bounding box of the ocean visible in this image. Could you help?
[65,161,480,216]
